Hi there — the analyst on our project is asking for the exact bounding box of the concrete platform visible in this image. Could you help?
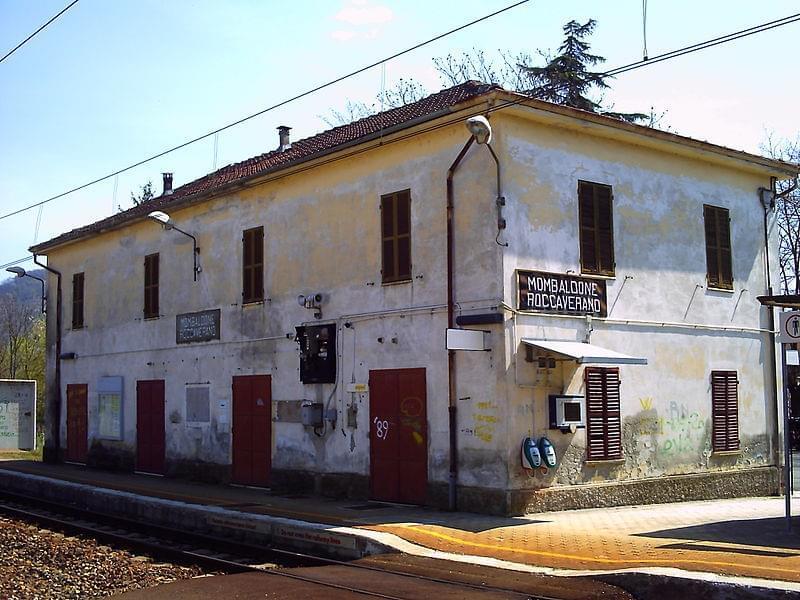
[1,460,800,595]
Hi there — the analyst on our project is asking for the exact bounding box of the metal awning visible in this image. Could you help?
[521,339,648,365]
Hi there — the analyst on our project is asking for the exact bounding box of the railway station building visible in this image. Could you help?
[31,81,799,515]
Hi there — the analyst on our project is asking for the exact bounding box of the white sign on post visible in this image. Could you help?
[778,311,800,344]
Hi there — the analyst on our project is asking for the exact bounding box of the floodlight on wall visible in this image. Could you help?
[6,266,46,313]
[147,210,201,281]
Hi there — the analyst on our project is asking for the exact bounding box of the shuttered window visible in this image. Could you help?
[144,253,159,319]
[578,181,615,276]
[381,190,412,283]
[71,272,84,329]
[242,226,264,304]
[711,370,739,452]
[585,367,622,461]
[704,205,733,290]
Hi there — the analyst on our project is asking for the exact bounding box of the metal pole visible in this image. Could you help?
[783,341,792,531]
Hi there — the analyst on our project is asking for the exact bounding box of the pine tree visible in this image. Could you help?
[523,20,646,123]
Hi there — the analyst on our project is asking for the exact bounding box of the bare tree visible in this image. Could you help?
[433,48,534,90]
[0,294,37,379]
[763,137,800,294]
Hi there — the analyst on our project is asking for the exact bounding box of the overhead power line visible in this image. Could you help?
[0,0,530,223]
[0,0,80,65]
[0,8,798,274]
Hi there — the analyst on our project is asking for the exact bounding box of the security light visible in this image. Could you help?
[147,210,174,230]
[6,266,46,312]
[466,116,492,145]
[146,210,201,281]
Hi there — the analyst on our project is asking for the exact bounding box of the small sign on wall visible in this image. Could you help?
[517,269,607,317]
[97,376,123,440]
[778,311,800,345]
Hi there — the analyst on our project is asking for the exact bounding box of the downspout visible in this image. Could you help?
[34,254,62,464]
[762,180,779,471]
[446,136,475,511]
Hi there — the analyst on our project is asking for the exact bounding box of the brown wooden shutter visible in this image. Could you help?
[144,253,159,318]
[585,367,622,461]
[704,205,733,290]
[579,181,614,276]
[71,272,84,329]
[381,190,411,283]
[711,370,739,452]
[242,226,264,303]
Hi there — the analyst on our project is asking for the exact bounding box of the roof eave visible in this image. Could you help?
[30,96,494,255]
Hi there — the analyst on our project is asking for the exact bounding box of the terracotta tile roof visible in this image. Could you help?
[31,81,500,253]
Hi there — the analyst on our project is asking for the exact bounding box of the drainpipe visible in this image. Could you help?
[34,254,62,464]
[446,136,475,511]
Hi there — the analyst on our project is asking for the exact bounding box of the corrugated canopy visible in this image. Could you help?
[521,339,647,365]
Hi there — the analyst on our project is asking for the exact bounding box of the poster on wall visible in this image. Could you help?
[517,269,607,317]
[97,376,123,440]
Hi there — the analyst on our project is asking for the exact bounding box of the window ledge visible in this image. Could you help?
[381,278,412,287]
[143,315,161,321]
[242,299,266,307]
[711,449,741,457]
[580,272,616,281]
[706,286,735,294]
[585,458,624,466]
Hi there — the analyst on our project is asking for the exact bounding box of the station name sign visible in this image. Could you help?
[176,309,221,344]
[517,270,607,317]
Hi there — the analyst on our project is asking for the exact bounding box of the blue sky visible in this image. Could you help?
[1,0,798,277]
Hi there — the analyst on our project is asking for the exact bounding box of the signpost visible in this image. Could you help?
[758,296,800,532]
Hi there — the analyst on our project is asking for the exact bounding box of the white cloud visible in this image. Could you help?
[335,1,394,26]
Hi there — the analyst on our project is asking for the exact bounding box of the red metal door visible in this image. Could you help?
[232,375,271,487]
[369,368,427,504]
[136,380,165,474]
[66,384,88,463]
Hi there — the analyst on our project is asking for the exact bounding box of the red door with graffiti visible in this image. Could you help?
[66,383,88,463]
[136,380,165,474]
[369,368,427,504]
[232,375,271,487]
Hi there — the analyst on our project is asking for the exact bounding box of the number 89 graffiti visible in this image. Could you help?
[373,417,390,440]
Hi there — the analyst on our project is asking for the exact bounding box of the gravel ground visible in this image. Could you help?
[0,514,212,599]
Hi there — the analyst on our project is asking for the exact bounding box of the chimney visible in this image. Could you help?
[277,126,292,152]
[162,172,173,196]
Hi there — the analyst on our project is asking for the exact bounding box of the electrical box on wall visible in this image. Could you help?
[301,401,323,427]
[296,323,336,384]
[549,395,585,431]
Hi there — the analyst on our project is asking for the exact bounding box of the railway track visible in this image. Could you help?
[0,489,571,600]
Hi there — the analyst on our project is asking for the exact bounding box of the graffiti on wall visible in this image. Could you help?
[628,397,704,456]
[461,401,499,443]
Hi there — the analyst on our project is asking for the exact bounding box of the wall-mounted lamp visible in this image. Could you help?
[147,211,201,281]
[6,266,46,313]
[297,292,324,319]
[466,115,492,144]
[465,116,507,247]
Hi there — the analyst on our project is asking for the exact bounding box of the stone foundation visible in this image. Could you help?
[507,466,780,515]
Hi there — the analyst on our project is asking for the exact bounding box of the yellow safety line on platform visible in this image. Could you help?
[394,525,800,578]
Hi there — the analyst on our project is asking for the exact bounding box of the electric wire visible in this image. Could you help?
[0,0,80,65]
[1,9,798,271]
[0,0,530,223]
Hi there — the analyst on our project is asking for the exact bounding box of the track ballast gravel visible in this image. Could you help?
[0,514,211,599]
